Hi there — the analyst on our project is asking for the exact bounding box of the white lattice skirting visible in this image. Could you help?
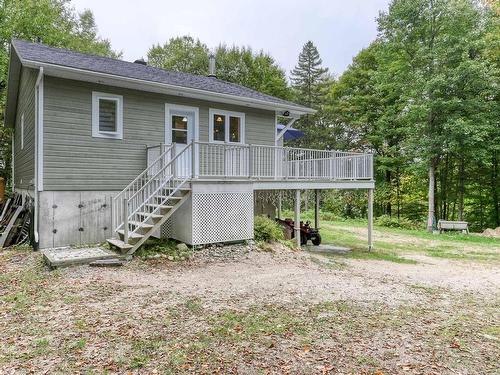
[191,192,254,245]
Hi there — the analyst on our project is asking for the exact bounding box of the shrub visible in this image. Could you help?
[254,216,285,242]
[375,214,420,230]
[136,238,192,260]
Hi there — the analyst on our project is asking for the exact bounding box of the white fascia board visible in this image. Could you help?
[21,59,316,116]
[252,180,375,190]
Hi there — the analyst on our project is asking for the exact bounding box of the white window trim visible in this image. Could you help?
[165,104,199,144]
[20,113,24,150]
[209,108,245,144]
[92,91,123,139]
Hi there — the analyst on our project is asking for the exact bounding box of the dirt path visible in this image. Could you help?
[1,247,499,374]
[64,246,500,310]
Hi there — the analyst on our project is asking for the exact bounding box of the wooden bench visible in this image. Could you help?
[437,220,469,234]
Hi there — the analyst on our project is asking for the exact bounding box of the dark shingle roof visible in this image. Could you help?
[12,39,311,112]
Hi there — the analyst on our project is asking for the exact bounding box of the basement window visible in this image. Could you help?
[92,92,123,139]
[209,109,245,143]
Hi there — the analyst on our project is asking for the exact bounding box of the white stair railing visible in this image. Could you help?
[125,143,192,239]
[111,144,176,236]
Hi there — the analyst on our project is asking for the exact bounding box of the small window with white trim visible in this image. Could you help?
[92,92,123,139]
[20,113,24,150]
[209,109,245,143]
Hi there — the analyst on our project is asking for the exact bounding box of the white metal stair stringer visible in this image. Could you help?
[124,188,191,255]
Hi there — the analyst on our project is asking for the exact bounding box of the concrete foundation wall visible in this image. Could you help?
[38,190,117,249]
[37,183,255,248]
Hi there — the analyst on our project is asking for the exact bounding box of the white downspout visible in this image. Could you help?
[34,67,44,247]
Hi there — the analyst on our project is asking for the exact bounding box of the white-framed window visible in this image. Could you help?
[92,91,123,139]
[209,108,245,144]
[20,113,24,150]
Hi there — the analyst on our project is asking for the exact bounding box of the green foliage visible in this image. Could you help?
[148,36,209,76]
[323,0,500,231]
[135,238,192,261]
[147,37,292,100]
[290,40,330,109]
[288,41,335,150]
[322,190,367,219]
[375,214,422,230]
[254,215,284,243]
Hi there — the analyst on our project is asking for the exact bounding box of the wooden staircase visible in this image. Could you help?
[107,143,193,255]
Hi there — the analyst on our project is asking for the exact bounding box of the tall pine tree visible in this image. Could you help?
[289,41,332,149]
[290,41,329,109]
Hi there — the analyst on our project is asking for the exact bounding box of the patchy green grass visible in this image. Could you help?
[316,219,499,263]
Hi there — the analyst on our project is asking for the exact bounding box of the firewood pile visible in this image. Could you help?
[0,193,33,248]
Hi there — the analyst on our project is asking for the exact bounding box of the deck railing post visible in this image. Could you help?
[122,198,129,244]
[370,153,374,179]
[248,145,253,178]
[159,142,164,179]
[191,141,196,179]
[171,142,176,178]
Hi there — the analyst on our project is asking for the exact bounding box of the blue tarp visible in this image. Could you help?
[276,124,305,141]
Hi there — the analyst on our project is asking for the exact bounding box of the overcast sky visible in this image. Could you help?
[71,0,390,77]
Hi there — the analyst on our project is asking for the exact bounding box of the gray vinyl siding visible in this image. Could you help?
[14,67,37,189]
[43,76,275,191]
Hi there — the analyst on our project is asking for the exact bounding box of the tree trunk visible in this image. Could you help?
[441,156,448,220]
[385,170,392,216]
[492,153,499,227]
[427,160,436,232]
[458,156,465,221]
[396,167,401,220]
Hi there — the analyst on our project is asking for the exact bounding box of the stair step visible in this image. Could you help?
[128,221,154,230]
[162,187,191,193]
[110,186,191,256]
[155,196,182,200]
[136,211,163,220]
[107,238,133,251]
[117,230,144,240]
[145,203,173,210]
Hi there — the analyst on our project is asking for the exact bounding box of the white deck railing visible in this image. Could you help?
[193,141,373,181]
[144,142,373,182]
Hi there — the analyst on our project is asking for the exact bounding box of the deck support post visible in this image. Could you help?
[368,188,373,251]
[295,189,301,247]
[314,189,320,230]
